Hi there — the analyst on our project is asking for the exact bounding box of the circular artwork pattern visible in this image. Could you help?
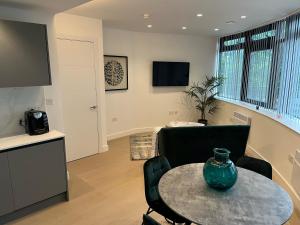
[104,60,124,86]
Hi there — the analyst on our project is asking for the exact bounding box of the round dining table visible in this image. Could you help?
[158,163,293,225]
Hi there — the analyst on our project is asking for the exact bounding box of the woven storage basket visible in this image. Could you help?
[130,133,155,160]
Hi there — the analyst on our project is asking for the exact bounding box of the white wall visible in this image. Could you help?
[0,6,64,135]
[54,13,108,151]
[0,87,45,137]
[103,28,216,139]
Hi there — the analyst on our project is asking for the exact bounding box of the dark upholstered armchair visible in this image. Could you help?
[158,125,272,179]
[143,156,191,225]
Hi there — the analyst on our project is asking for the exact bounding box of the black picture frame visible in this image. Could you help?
[104,55,128,91]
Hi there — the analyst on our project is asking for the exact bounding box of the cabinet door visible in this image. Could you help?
[8,139,67,210]
[0,153,14,216]
[0,20,51,87]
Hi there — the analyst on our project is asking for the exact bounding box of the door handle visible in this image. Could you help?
[90,106,97,110]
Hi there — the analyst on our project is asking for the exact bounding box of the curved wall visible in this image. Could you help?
[211,100,300,213]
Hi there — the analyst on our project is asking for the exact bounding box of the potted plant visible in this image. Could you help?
[185,76,223,126]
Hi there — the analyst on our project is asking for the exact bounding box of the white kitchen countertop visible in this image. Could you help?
[0,130,65,151]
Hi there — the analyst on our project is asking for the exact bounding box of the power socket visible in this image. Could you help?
[169,111,178,116]
[45,98,54,106]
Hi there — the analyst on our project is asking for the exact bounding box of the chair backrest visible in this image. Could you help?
[143,214,161,225]
[236,156,272,179]
[143,156,171,205]
[158,125,250,168]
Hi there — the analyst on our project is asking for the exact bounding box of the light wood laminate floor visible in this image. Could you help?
[8,136,300,225]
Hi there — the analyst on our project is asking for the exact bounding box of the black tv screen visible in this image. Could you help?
[152,61,190,86]
[0,19,51,87]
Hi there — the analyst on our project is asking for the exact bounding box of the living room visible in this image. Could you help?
[0,0,299,225]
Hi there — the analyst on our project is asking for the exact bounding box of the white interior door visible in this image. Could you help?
[56,38,99,162]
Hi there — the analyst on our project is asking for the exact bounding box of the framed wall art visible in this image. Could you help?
[104,55,128,91]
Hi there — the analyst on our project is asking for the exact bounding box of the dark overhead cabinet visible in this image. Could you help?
[0,19,51,87]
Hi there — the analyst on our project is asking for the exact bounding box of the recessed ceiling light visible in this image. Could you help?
[182,26,187,30]
[197,13,203,17]
[241,15,247,19]
[147,24,152,28]
[214,28,220,31]
[144,14,150,19]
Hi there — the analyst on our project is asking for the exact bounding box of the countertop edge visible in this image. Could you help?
[0,130,65,152]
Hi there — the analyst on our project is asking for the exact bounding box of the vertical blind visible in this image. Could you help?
[216,12,300,122]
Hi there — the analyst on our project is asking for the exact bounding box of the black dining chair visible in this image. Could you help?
[143,214,161,225]
[236,156,272,179]
[143,156,191,225]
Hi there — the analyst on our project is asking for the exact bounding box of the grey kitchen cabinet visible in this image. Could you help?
[0,153,14,216]
[7,139,67,210]
[0,19,51,87]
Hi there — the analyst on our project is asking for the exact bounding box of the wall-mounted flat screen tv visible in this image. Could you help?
[152,61,190,86]
[0,19,51,87]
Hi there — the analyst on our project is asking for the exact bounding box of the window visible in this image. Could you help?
[217,12,300,123]
[218,34,245,101]
[247,50,272,103]
[218,26,279,106]
[218,50,244,99]
[277,17,300,119]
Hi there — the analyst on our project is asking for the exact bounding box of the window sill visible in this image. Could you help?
[215,96,300,135]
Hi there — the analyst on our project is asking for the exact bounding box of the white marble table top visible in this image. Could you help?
[159,163,293,225]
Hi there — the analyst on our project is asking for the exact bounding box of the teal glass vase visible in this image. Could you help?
[203,148,238,190]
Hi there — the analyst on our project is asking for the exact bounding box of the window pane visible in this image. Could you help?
[251,30,275,41]
[278,38,300,118]
[224,37,245,46]
[289,68,300,118]
[289,95,300,119]
[218,50,244,99]
[247,50,273,102]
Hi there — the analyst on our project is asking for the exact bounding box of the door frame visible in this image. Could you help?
[56,34,108,155]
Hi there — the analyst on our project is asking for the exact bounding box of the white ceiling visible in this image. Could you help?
[67,0,300,37]
[0,0,92,13]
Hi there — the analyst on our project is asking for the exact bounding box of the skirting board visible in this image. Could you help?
[100,144,109,152]
[247,145,300,213]
[107,127,155,141]
[0,192,68,225]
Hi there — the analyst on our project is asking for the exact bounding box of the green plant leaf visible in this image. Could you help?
[184,76,223,118]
